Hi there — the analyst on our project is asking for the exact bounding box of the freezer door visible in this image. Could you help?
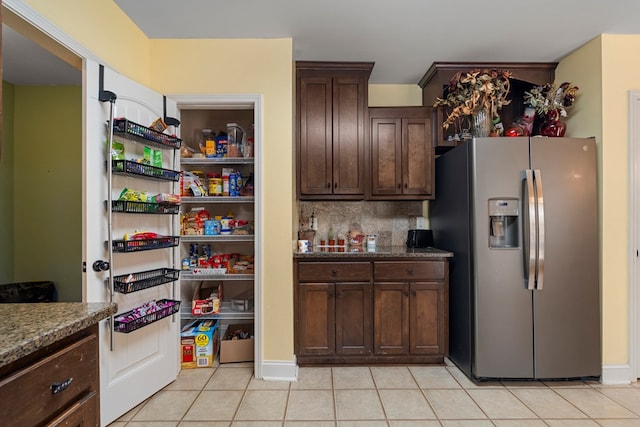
[471,138,534,378]
[530,137,600,379]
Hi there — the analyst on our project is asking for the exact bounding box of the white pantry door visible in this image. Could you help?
[83,59,180,426]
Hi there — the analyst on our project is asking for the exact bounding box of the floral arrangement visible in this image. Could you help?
[523,82,579,117]
[433,68,512,129]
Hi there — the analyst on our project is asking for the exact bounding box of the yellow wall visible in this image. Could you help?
[22,0,151,85]
[369,84,422,106]
[557,34,640,366]
[600,34,640,365]
[149,38,295,361]
[12,86,83,301]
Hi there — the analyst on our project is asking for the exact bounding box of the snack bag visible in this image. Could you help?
[152,149,163,168]
[111,140,125,160]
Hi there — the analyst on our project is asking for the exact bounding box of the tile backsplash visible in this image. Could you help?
[298,200,425,247]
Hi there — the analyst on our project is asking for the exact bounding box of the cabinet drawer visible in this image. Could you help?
[298,262,371,282]
[374,261,444,281]
[0,333,98,427]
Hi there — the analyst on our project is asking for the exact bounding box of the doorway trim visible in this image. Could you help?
[169,93,270,380]
[631,90,640,383]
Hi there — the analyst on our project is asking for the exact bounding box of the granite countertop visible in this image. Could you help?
[0,302,117,368]
[294,245,453,258]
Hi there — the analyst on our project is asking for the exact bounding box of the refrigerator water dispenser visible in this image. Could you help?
[488,198,519,248]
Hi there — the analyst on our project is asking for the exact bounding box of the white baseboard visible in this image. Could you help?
[601,363,635,385]
[259,359,298,381]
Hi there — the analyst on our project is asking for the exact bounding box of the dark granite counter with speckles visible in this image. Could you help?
[294,246,453,258]
[0,302,117,368]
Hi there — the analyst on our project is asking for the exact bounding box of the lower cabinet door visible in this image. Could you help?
[410,282,445,354]
[297,283,335,355]
[373,282,409,354]
[335,282,372,355]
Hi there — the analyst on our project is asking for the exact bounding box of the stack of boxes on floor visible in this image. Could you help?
[180,320,254,368]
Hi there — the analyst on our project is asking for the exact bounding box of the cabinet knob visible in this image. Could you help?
[331,269,338,276]
[404,183,408,189]
[407,267,414,275]
[327,182,331,188]
[397,183,401,189]
[403,290,409,297]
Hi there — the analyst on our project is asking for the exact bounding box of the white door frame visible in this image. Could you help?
[169,94,264,379]
[630,91,640,383]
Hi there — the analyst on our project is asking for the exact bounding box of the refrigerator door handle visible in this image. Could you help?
[524,169,537,290]
[534,169,545,290]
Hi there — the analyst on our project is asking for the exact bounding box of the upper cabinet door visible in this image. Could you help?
[403,115,433,196]
[371,116,403,196]
[296,62,373,200]
[298,75,333,196]
[331,75,367,196]
[369,107,434,200]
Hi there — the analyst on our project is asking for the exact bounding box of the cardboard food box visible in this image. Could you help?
[219,323,254,364]
[180,319,219,369]
[191,281,222,316]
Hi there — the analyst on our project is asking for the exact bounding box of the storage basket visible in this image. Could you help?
[114,299,181,333]
[112,159,180,182]
[111,200,180,215]
[112,236,180,253]
[113,268,180,294]
[113,118,182,149]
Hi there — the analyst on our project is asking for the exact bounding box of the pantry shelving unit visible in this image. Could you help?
[105,117,183,338]
[179,155,256,324]
[172,94,262,374]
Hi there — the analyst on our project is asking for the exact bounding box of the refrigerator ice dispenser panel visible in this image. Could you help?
[488,198,519,249]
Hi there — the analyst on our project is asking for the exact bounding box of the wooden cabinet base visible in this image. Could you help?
[297,354,445,366]
[0,324,99,427]
[295,258,449,366]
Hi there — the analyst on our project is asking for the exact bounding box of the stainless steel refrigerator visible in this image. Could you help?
[430,137,600,381]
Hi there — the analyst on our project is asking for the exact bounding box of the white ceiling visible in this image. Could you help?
[113,0,640,84]
[5,0,640,85]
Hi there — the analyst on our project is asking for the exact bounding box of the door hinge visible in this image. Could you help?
[82,261,86,273]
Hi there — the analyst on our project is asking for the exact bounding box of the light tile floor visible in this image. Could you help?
[109,359,640,426]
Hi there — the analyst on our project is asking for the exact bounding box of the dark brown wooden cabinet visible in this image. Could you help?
[418,62,557,152]
[373,261,448,360]
[369,107,434,200]
[0,324,100,427]
[373,282,409,354]
[295,261,372,362]
[295,257,449,365]
[296,61,373,200]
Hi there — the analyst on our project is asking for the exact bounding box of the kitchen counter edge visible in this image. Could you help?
[0,302,117,368]
[294,246,453,259]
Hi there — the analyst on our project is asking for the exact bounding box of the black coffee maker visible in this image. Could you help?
[406,229,433,248]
